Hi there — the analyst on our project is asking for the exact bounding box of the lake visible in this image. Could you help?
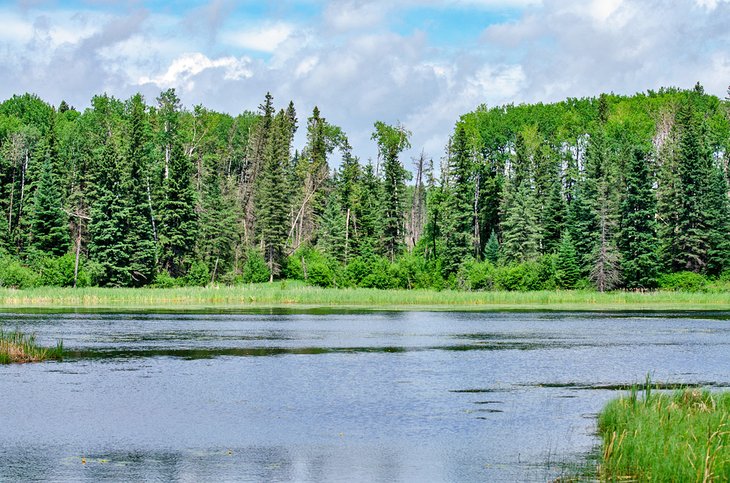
[1,310,729,481]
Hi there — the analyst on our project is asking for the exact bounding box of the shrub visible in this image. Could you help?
[657,271,708,291]
[153,270,178,288]
[184,260,210,286]
[240,251,270,283]
[37,254,85,287]
[0,256,39,289]
[494,261,543,291]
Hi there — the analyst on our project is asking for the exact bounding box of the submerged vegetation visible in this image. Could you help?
[598,380,730,481]
[0,328,63,363]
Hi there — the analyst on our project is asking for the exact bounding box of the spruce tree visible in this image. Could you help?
[156,89,198,277]
[257,110,292,281]
[501,181,540,263]
[620,148,659,289]
[555,232,580,289]
[371,121,411,261]
[442,125,473,274]
[30,156,69,257]
[484,229,500,265]
[123,94,156,286]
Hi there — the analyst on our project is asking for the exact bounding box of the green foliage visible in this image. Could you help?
[184,260,210,287]
[37,254,90,287]
[555,233,580,289]
[494,258,555,291]
[30,157,69,257]
[598,387,730,481]
[0,256,39,288]
[239,250,271,284]
[657,271,708,292]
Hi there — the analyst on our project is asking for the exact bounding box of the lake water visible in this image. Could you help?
[1,310,729,481]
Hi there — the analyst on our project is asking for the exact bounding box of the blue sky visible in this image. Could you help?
[1,0,729,163]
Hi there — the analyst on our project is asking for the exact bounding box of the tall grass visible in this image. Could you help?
[0,328,64,364]
[1,283,730,310]
[598,380,730,481]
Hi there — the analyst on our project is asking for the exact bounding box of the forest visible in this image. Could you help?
[0,84,728,292]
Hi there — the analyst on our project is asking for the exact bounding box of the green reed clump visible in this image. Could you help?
[598,380,730,481]
[0,328,64,364]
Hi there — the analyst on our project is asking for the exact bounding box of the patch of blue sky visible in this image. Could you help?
[393,5,523,48]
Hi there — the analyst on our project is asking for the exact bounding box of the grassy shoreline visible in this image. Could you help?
[1,283,729,311]
[0,328,64,364]
[598,384,730,481]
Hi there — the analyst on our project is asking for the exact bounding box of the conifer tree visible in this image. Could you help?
[123,94,156,286]
[257,110,292,281]
[29,115,69,257]
[157,89,198,277]
[555,232,580,289]
[500,181,540,262]
[442,125,473,274]
[620,148,659,289]
[371,121,411,261]
[484,229,500,265]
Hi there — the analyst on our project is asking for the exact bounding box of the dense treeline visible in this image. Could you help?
[0,84,729,291]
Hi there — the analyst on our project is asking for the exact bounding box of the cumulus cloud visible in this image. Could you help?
[0,0,729,166]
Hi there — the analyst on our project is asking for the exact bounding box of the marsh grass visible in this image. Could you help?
[1,283,730,311]
[0,328,64,364]
[598,378,730,482]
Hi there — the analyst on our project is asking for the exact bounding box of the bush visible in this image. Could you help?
[657,271,708,291]
[307,260,335,287]
[494,260,543,291]
[184,260,210,287]
[463,260,496,291]
[37,254,87,287]
[0,256,39,288]
[240,251,270,283]
[153,270,178,288]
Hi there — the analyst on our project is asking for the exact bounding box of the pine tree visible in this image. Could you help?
[157,89,198,277]
[555,232,580,289]
[705,162,730,275]
[620,148,659,289]
[371,121,411,261]
[442,125,473,274]
[317,192,347,262]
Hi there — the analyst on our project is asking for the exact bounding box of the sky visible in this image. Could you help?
[1,0,729,166]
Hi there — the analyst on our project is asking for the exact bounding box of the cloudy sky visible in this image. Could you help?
[1,0,729,164]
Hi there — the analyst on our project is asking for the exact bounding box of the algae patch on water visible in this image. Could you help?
[0,328,64,364]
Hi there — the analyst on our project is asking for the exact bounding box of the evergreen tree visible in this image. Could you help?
[123,94,156,286]
[442,125,473,274]
[30,156,69,257]
[317,192,347,262]
[484,229,500,265]
[555,232,580,289]
[501,181,540,263]
[257,110,292,281]
[371,121,411,261]
[620,148,659,289]
[156,89,198,277]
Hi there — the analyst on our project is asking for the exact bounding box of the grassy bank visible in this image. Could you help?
[598,383,730,481]
[0,328,64,363]
[1,282,730,311]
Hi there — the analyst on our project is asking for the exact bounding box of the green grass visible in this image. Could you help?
[0,328,64,364]
[598,380,730,482]
[1,282,730,311]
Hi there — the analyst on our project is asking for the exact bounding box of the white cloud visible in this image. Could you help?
[139,53,253,90]
[223,23,293,53]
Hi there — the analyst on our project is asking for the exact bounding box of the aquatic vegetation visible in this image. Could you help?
[0,328,64,364]
[598,380,730,481]
[2,284,730,311]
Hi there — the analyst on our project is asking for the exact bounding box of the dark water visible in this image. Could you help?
[2,311,729,482]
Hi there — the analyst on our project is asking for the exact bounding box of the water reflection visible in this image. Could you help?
[1,311,730,481]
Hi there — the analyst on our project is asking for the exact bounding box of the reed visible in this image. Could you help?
[598,382,730,481]
[1,284,730,311]
[0,328,64,364]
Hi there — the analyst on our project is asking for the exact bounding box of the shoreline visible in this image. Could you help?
[1,285,729,312]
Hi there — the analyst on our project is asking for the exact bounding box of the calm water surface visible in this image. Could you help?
[1,311,729,481]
